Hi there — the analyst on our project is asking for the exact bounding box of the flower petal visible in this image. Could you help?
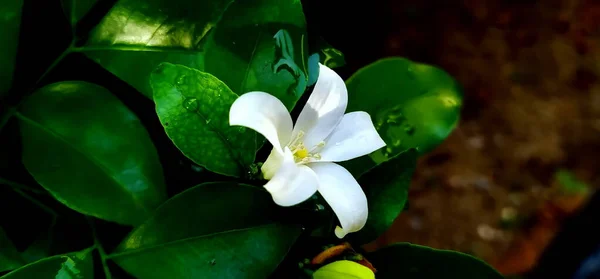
[319,111,386,162]
[261,148,283,180]
[309,162,368,238]
[264,148,319,206]
[292,64,348,149]
[229,91,293,153]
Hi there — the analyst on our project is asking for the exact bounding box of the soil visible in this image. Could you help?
[348,0,600,275]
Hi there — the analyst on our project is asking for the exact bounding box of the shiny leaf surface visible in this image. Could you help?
[0,227,24,273]
[0,0,23,95]
[110,182,300,278]
[18,81,166,225]
[116,182,276,252]
[0,247,93,279]
[204,0,309,109]
[345,57,463,169]
[80,0,232,97]
[367,243,503,279]
[348,149,417,245]
[151,63,256,177]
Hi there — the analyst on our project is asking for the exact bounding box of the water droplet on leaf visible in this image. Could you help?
[393,139,401,146]
[176,75,187,85]
[182,98,199,112]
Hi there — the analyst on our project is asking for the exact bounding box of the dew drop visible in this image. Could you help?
[386,147,393,154]
[176,75,187,85]
[393,139,401,146]
[182,97,199,112]
[205,119,212,124]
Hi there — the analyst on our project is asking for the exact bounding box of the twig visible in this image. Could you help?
[87,218,112,279]
[0,177,47,194]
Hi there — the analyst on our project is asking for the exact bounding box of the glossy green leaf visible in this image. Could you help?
[367,243,503,279]
[0,247,93,279]
[348,149,417,245]
[204,0,309,110]
[0,227,24,273]
[80,0,231,98]
[110,182,301,279]
[116,182,277,252]
[18,81,166,225]
[112,224,299,279]
[81,0,309,106]
[345,57,463,167]
[151,63,256,177]
[0,0,23,95]
[60,0,97,26]
[313,260,375,279]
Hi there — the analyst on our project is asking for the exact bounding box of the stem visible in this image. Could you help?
[0,177,47,194]
[10,188,57,217]
[88,218,112,279]
[0,46,72,132]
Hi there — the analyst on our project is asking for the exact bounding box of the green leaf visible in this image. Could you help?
[0,0,23,95]
[348,149,417,245]
[345,57,463,170]
[316,38,345,69]
[18,81,166,225]
[81,0,309,106]
[60,0,97,27]
[367,243,503,279]
[0,247,94,279]
[79,0,227,98]
[204,0,309,109]
[110,182,301,278]
[151,62,256,177]
[116,182,277,252]
[0,227,24,273]
[313,260,375,279]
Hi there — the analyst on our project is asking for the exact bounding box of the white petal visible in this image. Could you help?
[261,148,282,180]
[319,111,386,162]
[309,162,368,238]
[292,64,348,149]
[264,148,319,206]
[229,91,293,153]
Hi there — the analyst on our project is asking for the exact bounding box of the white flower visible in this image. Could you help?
[229,63,386,238]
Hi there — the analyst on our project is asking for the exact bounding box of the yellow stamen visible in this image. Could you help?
[295,148,309,159]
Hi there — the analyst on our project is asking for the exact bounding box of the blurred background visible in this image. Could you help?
[306,0,600,278]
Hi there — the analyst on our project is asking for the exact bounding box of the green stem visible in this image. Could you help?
[0,177,47,194]
[88,218,112,279]
[9,188,57,217]
[0,46,72,132]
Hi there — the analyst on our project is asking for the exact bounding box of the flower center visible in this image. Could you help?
[288,131,325,164]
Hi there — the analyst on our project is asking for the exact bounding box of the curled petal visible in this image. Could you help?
[319,111,386,162]
[309,162,368,238]
[292,64,348,149]
[229,91,292,153]
[264,148,319,206]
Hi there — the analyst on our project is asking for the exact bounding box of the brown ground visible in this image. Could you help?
[364,0,600,275]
